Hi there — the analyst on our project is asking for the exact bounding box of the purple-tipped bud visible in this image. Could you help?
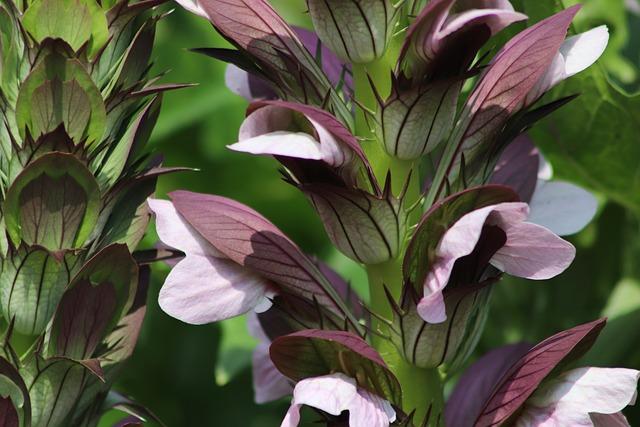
[306,0,402,63]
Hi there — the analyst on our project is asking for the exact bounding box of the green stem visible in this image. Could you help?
[354,32,444,425]
[367,261,444,425]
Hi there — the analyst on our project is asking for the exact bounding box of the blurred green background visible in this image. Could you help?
[107,0,640,425]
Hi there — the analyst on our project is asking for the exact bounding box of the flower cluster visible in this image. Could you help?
[151,0,637,426]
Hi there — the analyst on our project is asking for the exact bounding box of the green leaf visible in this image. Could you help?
[4,153,101,251]
[214,315,257,386]
[21,0,108,56]
[0,246,73,335]
[15,50,106,144]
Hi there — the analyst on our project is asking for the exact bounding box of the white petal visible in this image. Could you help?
[560,26,609,78]
[538,152,554,180]
[281,373,359,426]
[158,255,271,324]
[225,64,253,100]
[418,202,528,323]
[529,180,598,236]
[308,117,351,168]
[174,0,208,18]
[148,198,223,257]
[253,342,293,404]
[349,389,395,427]
[518,367,640,426]
[491,221,575,280]
[238,105,294,140]
[229,131,323,160]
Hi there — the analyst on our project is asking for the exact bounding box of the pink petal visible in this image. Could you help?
[149,198,273,324]
[349,389,396,427]
[159,255,272,324]
[418,202,527,323]
[518,368,639,426]
[439,8,528,42]
[491,221,575,279]
[591,412,632,426]
[238,105,294,141]
[280,373,394,427]
[246,313,293,404]
[526,26,609,105]
[174,0,207,18]
[224,64,275,101]
[281,373,359,427]
[148,198,223,257]
[253,341,293,404]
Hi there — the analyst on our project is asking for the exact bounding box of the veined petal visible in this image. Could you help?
[491,221,575,279]
[528,180,598,236]
[159,255,272,324]
[229,132,324,160]
[518,367,640,427]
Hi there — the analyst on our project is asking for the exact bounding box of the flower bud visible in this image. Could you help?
[303,184,406,265]
[377,80,460,160]
[306,0,401,63]
[390,286,490,369]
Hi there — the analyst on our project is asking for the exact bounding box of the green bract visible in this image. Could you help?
[0,0,176,424]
